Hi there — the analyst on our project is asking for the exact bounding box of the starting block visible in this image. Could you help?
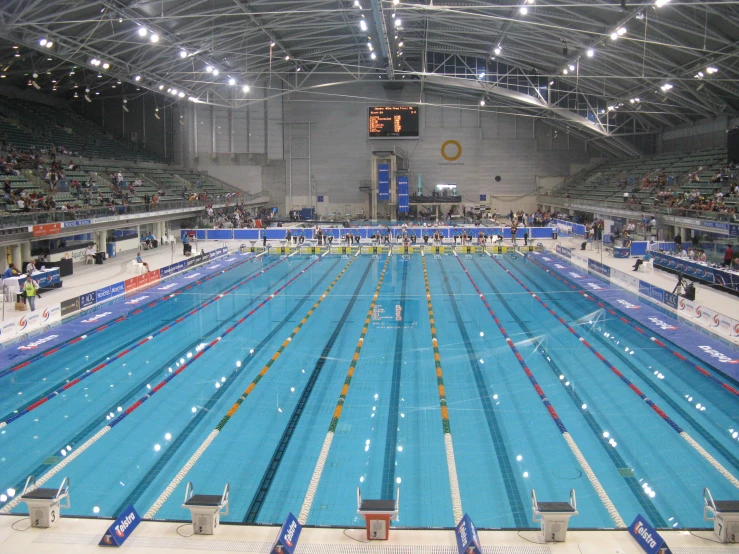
[531,488,578,542]
[704,487,739,542]
[357,486,399,540]
[182,482,229,535]
[20,475,70,528]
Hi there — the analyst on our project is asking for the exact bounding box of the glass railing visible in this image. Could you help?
[538,194,739,223]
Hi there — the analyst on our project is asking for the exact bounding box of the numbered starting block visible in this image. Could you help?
[434,254,441,260]
[20,475,70,528]
[357,487,399,540]
[531,488,578,542]
[704,487,739,542]
[182,482,229,535]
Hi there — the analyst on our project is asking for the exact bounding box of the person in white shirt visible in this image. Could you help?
[25,260,35,275]
[85,244,96,264]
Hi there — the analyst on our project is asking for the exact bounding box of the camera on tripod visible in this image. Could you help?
[673,273,696,301]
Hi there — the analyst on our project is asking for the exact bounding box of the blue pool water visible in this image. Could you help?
[1,252,737,530]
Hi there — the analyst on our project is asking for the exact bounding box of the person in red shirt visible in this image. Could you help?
[723,245,734,267]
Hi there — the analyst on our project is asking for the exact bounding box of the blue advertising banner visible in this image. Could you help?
[96,285,112,304]
[649,285,665,304]
[731,224,739,238]
[455,513,482,554]
[99,504,141,547]
[628,514,672,554]
[110,281,125,298]
[588,259,611,278]
[663,291,678,310]
[63,219,92,228]
[270,512,302,554]
[378,163,390,201]
[397,175,409,213]
[701,220,730,232]
[317,195,324,202]
[480,194,486,201]
[79,291,96,310]
[639,280,652,297]
[556,245,572,259]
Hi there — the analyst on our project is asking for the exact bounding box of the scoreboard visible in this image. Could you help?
[368,106,419,138]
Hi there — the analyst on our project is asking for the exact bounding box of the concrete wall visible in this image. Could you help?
[175,78,595,216]
[661,115,730,153]
[280,80,590,216]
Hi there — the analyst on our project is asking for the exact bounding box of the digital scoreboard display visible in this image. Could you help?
[368,106,419,138]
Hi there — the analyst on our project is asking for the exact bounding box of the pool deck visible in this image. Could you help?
[0,514,729,553]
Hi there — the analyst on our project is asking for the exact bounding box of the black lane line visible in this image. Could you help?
[243,258,375,523]
[472,256,667,527]
[2,259,313,503]
[113,258,343,516]
[381,259,408,499]
[437,258,528,528]
[506,255,739,474]
[0,258,303,425]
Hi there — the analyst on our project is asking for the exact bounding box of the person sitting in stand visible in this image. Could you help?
[136,251,150,272]
[85,244,96,264]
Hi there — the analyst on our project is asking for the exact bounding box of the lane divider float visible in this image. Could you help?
[454,252,626,528]
[0,254,322,514]
[0,252,262,380]
[421,252,464,524]
[297,255,391,525]
[489,253,739,491]
[143,254,358,519]
[0,254,296,430]
[526,254,739,396]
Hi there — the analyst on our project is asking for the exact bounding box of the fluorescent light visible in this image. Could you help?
[478,72,485,79]
[587,48,594,57]
[655,0,670,6]
[138,27,147,37]
[360,19,368,31]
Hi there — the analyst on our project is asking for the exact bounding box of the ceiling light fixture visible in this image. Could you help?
[494,46,501,55]
[138,27,147,37]
[228,77,236,85]
[520,6,528,14]
[180,50,187,58]
[617,27,627,35]
[242,85,250,92]
[394,18,402,27]
[587,48,594,57]
[150,33,159,43]
[134,75,141,81]
[39,39,48,46]
[706,66,718,74]
[370,52,377,59]
[360,19,368,31]
[212,69,219,76]
[610,32,618,40]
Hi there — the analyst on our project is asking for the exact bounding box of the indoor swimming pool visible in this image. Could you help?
[0,251,737,531]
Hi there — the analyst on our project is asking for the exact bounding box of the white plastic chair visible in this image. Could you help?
[130,260,145,274]
[161,235,169,245]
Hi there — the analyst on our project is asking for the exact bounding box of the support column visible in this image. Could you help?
[11,244,22,269]
[20,241,31,264]
[96,230,106,253]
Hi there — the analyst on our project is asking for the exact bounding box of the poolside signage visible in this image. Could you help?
[628,514,672,554]
[270,512,302,554]
[455,513,482,554]
[99,504,140,547]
